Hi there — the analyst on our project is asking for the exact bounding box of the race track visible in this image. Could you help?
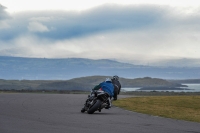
[0,93,200,133]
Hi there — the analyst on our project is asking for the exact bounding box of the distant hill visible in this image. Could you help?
[0,76,184,91]
[0,56,200,79]
[149,58,200,67]
[168,79,200,84]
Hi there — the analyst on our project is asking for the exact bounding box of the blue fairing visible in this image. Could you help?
[100,81,114,97]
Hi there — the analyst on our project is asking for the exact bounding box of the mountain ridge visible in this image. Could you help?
[0,56,200,79]
[0,76,184,91]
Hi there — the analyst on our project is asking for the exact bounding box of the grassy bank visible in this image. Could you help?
[113,96,200,123]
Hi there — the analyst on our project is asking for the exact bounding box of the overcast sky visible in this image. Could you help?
[1,0,200,65]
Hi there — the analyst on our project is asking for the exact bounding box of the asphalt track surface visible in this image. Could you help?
[0,93,200,133]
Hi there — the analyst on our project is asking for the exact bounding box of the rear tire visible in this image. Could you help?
[87,100,101,114]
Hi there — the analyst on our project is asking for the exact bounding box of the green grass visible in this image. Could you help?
[113,96,200,122]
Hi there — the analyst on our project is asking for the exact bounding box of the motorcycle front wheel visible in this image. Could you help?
[87,99,101,114]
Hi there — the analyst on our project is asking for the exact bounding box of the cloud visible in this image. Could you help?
[2,4,200,40]
[1,5,169,40]
[1,4,200,65]
[1,29,200,60]
[0,4,8,19]
[28,21,49,32]
[0,20,10,29]
[0,4,10,26]
[29,16,54,22]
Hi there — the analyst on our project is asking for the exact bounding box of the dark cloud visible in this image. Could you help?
[1,4,200,41]
[0,4,13,40]
[0,4,9,20]
[0,4,170,41]
[35,5,168,40]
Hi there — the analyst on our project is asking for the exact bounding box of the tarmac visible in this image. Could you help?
[0,93,200,133]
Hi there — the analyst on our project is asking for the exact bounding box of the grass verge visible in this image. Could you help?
[113,96,200,123]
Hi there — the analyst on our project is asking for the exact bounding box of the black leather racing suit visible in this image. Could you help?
[112,79,121,100]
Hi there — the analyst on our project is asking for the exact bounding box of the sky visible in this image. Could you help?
[1,0,200,65]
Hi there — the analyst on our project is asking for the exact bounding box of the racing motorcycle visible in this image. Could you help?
[81,89,111,114]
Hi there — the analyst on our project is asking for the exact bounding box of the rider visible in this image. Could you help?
[91,77,114,109]
[112,75,121,100]
[93,78,114,96]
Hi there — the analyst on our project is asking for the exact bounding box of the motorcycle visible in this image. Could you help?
[81,89,111,114]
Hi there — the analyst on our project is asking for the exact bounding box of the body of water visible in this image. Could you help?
[122,84,200,92]
[181,84,200,92]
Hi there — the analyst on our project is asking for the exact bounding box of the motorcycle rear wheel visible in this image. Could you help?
[87,100,101,114]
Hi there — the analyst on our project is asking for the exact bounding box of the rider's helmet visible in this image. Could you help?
[112,75,119,80]
[105,78,112,82]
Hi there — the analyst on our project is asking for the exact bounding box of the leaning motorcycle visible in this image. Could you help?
[81,90,110,114]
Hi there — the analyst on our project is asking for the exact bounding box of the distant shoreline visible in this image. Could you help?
[137,86,193,91]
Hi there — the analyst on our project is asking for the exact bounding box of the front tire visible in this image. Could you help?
[87,100,101,114]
